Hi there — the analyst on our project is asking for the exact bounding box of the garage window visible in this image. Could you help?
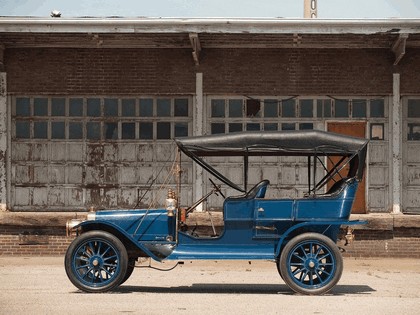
[408,99,420,141]
[13,96,191,141]
[209,96,385,135]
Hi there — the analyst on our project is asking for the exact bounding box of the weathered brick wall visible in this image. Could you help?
[5,48,196,95]
[0,235,72,256]
[342,228,420,258]
[6,47,415,96]
[200,48,395,95]
[397,49,420,94]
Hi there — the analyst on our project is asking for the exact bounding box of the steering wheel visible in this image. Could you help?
[209,178,225,199]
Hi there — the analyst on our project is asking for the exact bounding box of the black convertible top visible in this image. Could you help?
[175,130,368,192]
[175,130,367,156]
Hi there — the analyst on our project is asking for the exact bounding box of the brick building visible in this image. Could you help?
[0,17,419,257]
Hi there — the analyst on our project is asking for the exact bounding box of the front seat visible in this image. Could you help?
[245,180,270,199]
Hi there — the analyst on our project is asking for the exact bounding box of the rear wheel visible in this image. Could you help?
[279,233,343,295]
[65,230,128,293]
[120,258,136,285]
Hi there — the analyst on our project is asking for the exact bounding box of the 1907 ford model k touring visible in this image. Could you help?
[65,130,368,295]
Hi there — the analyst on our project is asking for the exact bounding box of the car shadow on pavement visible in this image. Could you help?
[109,283,375,295]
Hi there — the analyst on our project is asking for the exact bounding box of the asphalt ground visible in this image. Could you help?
[0,256,419,315]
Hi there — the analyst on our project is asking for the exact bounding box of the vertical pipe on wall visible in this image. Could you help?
[193,73,204,211]
[0,71,7,211]
[391,73,402,214]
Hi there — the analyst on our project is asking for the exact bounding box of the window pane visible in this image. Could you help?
[139,122,153,139]
[139,99,153,117]
[157,99,171,117]
[51,121,65,139]
[335,99,349,117]
[87,98,101,117]
[246,99,261,117]
[353,99,367,118]
[122,122,135,139]
[247,123,260,131]
[175,123,188,137]
[16,97,30,116]
[51,98,65,116]
[408,99,420,118]
[229,123,242,133]
[122,99,136,117]
[317,100,322,118]
[211,99,225,117]
[87,122,101,140]
[104,98,118,117]
[69,98,83,116]
[264,99,278,117]
[282,123,295,130]
[174,99,189,117]
[34,121,48,139]
[211,123,225,134]
[229,99,243,117]
[370,99,384,117]
[408,123,420,141]
[15,121,30,138]
[324,100,332,117]
[282,99,296,117]
[34,98,48,116]
[299,123,313,130]
[157,122,171,139]
[69,122,83,139]
[264,123,278,131]
[371,124,384,140]
[104,122,118,139]
[299,99,313,118]
[317,99,332,118]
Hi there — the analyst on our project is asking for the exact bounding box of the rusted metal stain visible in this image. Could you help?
[87,144,104,164]
[407,168,420,185]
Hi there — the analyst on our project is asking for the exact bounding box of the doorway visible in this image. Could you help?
[327,122,367,214]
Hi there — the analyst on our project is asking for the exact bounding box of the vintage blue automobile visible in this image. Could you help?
[64,130,368,295]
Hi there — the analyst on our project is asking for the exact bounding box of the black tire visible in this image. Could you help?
[278,232,343,295]
[120,258,136,285]
[65,230,128,293]
[276,258,284,280]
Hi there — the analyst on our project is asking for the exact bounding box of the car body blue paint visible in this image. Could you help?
[77,209,176,261]
[76,179,365,261]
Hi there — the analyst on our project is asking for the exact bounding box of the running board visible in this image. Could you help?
[166,244,276,260]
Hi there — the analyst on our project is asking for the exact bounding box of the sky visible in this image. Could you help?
[0,0,420,18]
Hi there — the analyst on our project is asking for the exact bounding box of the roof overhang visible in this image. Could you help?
[1,17,420,34]
[1,18,420,65]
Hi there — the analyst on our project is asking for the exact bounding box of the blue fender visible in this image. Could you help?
[275,219,367,257]
[75,220,164,262]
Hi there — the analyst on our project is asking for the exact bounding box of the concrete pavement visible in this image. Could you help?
[0,256,419,314]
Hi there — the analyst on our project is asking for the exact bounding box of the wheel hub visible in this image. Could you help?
[90,256,103,268]
[306,258,318,270]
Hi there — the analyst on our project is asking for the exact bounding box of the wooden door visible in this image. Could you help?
[327,122,366,214]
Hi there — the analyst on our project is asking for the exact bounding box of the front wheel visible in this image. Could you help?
[278,233,343,295]
[65,230,128,293]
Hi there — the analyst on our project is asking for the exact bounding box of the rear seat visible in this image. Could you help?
[319,177,355,197]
